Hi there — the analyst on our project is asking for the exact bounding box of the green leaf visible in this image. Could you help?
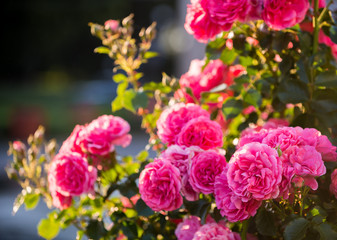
[111,95,123,112]
[277,78,310,104]
[113,73,127,83]
[284,218,310,240]
[101,168,118,186]
[220,48,237,65]
[38,217,60,240]
[144,51,158,59]
[24,193,40,210]
[315,223,337,240]
[122,89,136,112]
[243,88,262,107]
[315,71,337,88]
[255,207,277,237]
[132,91,148,110]
[136,150,149,162]
[94,46,110,54]
[122,221,138,239]
[329,26,337,44]
[86,220,107,240]
[135,198,154,217]
[183,199,211,224]
[222,98,244,119]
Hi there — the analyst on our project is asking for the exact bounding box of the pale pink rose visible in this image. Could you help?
[181,175,200,201]
[189,150,227,194]
[175,216,201,240]
[262,127,304,152]
[160,145,202,176]
[104,20,119,31]
[237,129,269,149]
[192,223,239,240]
[59,125,86,156]
[185,0,224,43]
[329,169,337,199]
[281,145,326,178]
[157,103,210,145]
[139,158,183,211]
[78,115,131,156]
[228,142,282,201]
[262,0,310,30]
[50,191,72,210]
[177,116,223,150]
[214,168,261,222]
[48,153,97,197]
[207,0,251,27]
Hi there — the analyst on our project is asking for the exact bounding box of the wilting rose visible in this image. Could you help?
[48,153,97,197]
[175,216,201,240]
[262,0,309,30]
[139,158,183,211]
[189,150,227,194]
[177,116,223,150]
[227,142,282,201]
[157,103,210,145]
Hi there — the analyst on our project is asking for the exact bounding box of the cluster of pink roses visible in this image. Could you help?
[175,216,243,240]
[214,121,337,222]
[48,115,132,209]
[185,0,310,42]
[139,103,226,210]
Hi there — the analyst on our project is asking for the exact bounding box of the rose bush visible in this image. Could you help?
[6,1,337,239]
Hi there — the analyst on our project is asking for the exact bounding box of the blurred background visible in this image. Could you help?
[0,0,205,239]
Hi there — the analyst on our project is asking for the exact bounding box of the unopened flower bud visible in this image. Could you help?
[104,20,119,31]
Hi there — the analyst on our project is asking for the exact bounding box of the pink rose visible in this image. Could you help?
[160,145,202,176]
[59,125,85,156]
[214,168,261,222]
[181,175,200,201]
[262,0,309,30]
[12,140,26,153]
[237,129,269,149]
[262,127,303,152]
[78,115,131,156]
[177,116,223,150]
[206,0,251,28]
[157,103,210,145]
[104,20,119,31]
[227,142,282,201]
[277,166,295,199]
[189,150,227,194]
[185,0,224,43]
[139,158,183,211]
[281,145,326,178]
[48,153,97,197]
[175,216,201,240]
[246,0,264,21]
[50,191,72,210]
[192,223,238,240]
[329,169,337,199]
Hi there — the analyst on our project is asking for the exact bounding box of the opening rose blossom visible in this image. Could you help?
[139,158,183,211]
[192,222,239,240]
[175,216,201,240]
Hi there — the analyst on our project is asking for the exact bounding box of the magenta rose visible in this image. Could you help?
[157,103,210,145]
[330,169,337,199]
[181,175,200,201]
[177,116,223,150]
[185,0,224,43]
[175,216,201,240]
[48,153,97,197]
[262,0,309,30]
[189,150,227,194]
[227,142,282,201]
[207,0,251,27]
[139,158,183,211]
[78,115,131,156]
[192,223,238,240]
[214,168,261,222]
[237,129,269,149]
